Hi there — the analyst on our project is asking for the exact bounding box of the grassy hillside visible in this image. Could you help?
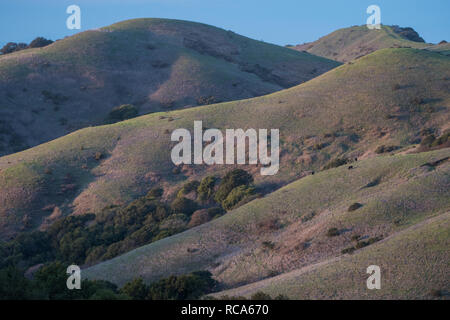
[0,18,339,156]
[293,25,429,62]
[83,148,450,293]
[213,212,450,299]
[0,48,448,239]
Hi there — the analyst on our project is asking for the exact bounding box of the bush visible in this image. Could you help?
[120,278,148,300]
[177,180,200,197]
[28,37,53,48]
[215,169,253,204]
[222,185,256,211]
[106,104,138,123]
[250,291,272,300]
[188,209,212,228]
[375,145,399,154]
[326,227,340,237]
[323,158,349,170]
[348,202,363,212]
[0,42,27,55]
[170,197,197,216]
[147,271,217,300]
[147,187,163,198]
[197,176,217,202]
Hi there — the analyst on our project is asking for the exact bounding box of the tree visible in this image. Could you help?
[0,42,27,55]
[28,37,53,48]
[215,169,253,204]
[120,278,148,300]
[171,197,197,216]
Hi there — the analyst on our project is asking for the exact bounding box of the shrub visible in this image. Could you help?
[28,37,53,48]
[188,209,212,228]
[177,180,200,197]
[214,169,253,204]
[94,152,103,161]
[197,176,217,202]
[147,271,217,300]
[348,202,363,211]
[323,158,349,170]
[0,42,27,55]
[262,241,275,250]
[196,96,218,106]
[341,247,355,254]
[120,278,148,300]
[170,197,197,216]
[222,185,256,211]
[250,291,272,300]
[375,145,399,154]
[146,187,163,198]
[326,227,340,237]
[106,104,138,123]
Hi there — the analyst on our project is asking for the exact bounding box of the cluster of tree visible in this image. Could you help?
[0,37,53,55]
[0,169,257,288]
[0,262,215,300]
[105,104,139,124]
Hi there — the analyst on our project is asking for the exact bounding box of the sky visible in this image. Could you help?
[0,0,449,48]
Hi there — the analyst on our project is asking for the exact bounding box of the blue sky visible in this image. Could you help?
[1,0,449,48]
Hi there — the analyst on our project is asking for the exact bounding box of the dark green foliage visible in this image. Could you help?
[171,197,197,215]
[250,291,272,300]
[197,176,217,202]
[0,263,125,300]
[375,145,399,154]
[120,278,148,300]
[178,180,200,197]
[146,271,217,300]
[214,169,253,204]
[222,185,256,211]
[355,236,382,249]
[41,90,68,105]
[326,227,340,237]
[147,187,163,198]
[323,158,349,170]
[341,247,356,254]
[28,37,53,48]
[348,202,363,211]
[196,96,218,106]
[261,241,275,250]
[106,104,138,123]
[0,42,27,54]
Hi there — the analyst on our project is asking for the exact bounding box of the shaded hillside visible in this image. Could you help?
[0,48,449,239]
[0,18,339,156]
[83,148,450,292]
[293,25,429,62]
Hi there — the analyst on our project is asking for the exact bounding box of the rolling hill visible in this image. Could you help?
[292,25,430,62]
[0,47,448,242]
[0,18,339,156]
[83,148,450,299]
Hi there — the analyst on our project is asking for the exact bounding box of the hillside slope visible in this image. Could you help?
[293,25,429,62]
[213,212,450,299]
[0,48,449,238]
[83,148,450,295]
[0,18,339,156]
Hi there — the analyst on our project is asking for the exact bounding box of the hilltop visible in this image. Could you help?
[0,18,339,156]
[292,25,429,62]
[0,47,448,239]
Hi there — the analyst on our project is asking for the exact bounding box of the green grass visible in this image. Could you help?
[0,18,340,156]
[0,47,448,238]
[82,148,450,289]
[214,212,450,299]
